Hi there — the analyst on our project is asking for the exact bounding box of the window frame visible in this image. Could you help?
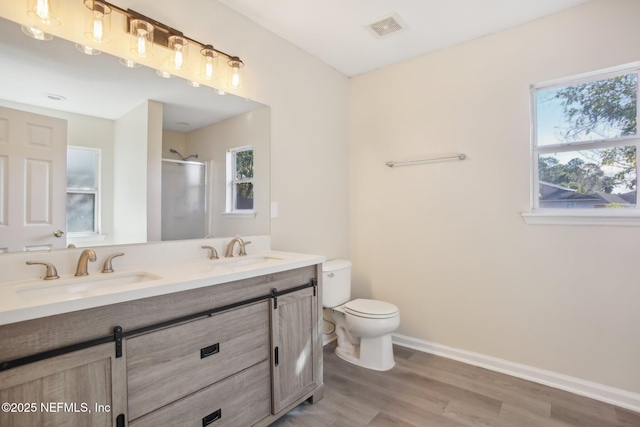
[66,146,101,236]
[524,63,640,226]
[224,145,255,217]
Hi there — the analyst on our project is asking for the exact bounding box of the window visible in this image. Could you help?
[526,64,640,225]
[226,146,254,214]
[66,147,100,235]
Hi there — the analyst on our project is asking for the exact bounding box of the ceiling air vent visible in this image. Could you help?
[366,14,405,38]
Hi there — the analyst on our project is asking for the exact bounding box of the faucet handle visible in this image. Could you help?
[26,261,60,280]
[201,245,219,260]
[102,252,125,273]
[239,240,252,256]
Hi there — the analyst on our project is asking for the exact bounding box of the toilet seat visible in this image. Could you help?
[344,299,399,319]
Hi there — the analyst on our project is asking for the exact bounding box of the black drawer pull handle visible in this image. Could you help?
[200,343,220,359]
[203,408,222,426]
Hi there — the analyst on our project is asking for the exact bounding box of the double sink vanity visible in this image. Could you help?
[0,236,325,427]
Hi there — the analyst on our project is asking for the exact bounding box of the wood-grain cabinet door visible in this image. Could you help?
[270,286,319,414]
[0,342,127,427]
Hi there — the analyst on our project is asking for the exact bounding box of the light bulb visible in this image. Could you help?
[205,61,214,79]
[36,0,50,21]
[231,69,240,88]
[137,32,147,57]
[173,46,183,69]
[92,17,103,42]
[28,0,58,26]
[226,57,244,89]
[200,47,218,81]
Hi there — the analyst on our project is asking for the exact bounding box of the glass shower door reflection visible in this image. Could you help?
[161,160,206,241]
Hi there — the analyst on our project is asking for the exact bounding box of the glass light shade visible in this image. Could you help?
[27,0,59,26]
[200,46,218,80]
[76,44,101,55]
[130,19,154,58]
[168,35,189,70]
[84,0,111,43]
[21,25,53,41]
[119,58,140,68]
[227,57,244,89]
[187,80,201,88]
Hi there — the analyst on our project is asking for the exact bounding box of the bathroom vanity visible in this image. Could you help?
[0,239,324,427]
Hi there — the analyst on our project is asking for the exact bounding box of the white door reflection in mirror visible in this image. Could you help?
[0,106,67,252]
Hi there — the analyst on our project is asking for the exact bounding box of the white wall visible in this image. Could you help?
[350,0,640,394]
[113,102,150,245]
[187,106,270,237]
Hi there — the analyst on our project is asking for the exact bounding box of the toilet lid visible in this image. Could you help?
[344,299,399,319]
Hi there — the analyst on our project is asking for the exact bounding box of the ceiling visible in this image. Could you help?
[217,0,592,77]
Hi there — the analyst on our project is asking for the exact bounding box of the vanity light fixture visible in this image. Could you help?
[130,18,154,58]
[227,56,244,89]
[83,0,111,44]
[168,35,188,70]
[187,80,201,88]
[27,0,59,26]
[200,45,218,80]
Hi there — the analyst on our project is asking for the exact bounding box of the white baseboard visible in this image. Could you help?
[392,333,640,413]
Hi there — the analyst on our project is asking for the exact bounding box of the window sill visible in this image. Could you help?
[521,212,640,226]
[222,211,256,219]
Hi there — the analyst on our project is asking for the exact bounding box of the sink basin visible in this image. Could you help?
[15,272,162,301]
[214,255,285,270]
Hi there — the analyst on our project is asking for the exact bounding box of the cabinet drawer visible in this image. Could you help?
[127,301,270,420]
[130,360,271,427]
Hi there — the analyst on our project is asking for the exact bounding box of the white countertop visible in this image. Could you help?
[0,250,325,326]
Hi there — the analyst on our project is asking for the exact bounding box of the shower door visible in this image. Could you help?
[161,160,206,241]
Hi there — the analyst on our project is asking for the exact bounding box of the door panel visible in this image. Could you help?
[0,106,67,252]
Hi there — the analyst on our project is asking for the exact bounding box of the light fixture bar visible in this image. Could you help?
[98,1,241,64]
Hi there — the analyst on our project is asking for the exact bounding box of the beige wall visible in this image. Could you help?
[187,107,270,237]
[350,0,640,394]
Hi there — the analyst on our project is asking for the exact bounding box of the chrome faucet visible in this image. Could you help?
[75,249,97,276]
[224,237,251,257]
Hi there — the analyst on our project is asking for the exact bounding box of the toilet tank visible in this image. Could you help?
[322,259,352,308]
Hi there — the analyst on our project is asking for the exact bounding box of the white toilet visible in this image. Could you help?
[323,259,400,371]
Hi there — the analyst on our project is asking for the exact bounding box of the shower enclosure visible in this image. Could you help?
[161,159,207,241]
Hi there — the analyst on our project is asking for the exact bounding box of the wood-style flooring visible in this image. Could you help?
[271,343,640,427]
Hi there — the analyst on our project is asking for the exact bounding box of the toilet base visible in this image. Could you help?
[335,334,395,371]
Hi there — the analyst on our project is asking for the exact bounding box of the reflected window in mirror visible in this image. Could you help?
[67,147,101,235]
[227,146,254,213]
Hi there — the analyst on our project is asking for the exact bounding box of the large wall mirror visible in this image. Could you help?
[0,16,270,253]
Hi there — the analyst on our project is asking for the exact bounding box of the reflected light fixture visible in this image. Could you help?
[76,43,101,55]
[84,0,111,44]
[27,0,59,26]
[21,25,53,40]
[156,70,173,78]
[227,57,244,89]
[200,45,218,80]
[119,58,140,68]
[130,19,153,58]
[187,80,201,88]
